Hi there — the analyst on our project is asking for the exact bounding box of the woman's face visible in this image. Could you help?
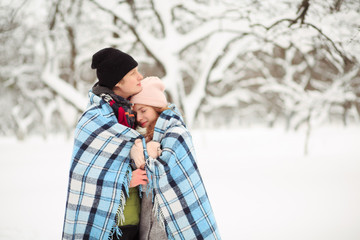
[133,104,159,128]
[113,67,143,99]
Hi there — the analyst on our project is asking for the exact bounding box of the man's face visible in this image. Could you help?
[113,67,143,99]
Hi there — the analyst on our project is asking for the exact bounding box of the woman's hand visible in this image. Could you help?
[129,169,148,188]
[147,141,162,158]
[130,139,145,169]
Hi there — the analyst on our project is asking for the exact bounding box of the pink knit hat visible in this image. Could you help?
[130,76,167,108]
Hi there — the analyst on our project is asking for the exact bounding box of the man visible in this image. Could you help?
[62,48,148,240]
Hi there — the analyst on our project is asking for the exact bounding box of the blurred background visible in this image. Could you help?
[1,0,359,140]
[1,0,360,239]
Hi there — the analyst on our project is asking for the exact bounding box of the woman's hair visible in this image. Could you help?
[143,106,169,142]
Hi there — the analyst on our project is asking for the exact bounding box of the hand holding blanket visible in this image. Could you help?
[129,169,148,187]
[130,139,146,169]
[147,141,162,158]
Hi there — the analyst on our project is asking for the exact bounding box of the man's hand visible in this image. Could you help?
[147,141,162,158]
[129,169,148,188]
[130,139,145,169]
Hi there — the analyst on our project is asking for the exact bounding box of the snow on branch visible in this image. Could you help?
[41,66,87,112]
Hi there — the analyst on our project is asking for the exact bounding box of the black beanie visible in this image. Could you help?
[91,48,138,89]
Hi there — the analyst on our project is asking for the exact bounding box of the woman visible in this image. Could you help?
[130,77,221,240]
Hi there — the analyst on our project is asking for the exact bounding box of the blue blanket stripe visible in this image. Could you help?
[62,92,140,240]
[62,94,220,240]
[149,104,221,240]
[73,133,114,236]
[86,136,128,238]
[156,168,184,240]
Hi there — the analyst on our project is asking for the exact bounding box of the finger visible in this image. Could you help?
[134,140,142,148]
[135,170,147,176]
[135,178,148,184]
[136,169,146,174]
[147,141,158,148]
[139,180,148,185]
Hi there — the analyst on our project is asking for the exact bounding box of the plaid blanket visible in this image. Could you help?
[62,91,141,240]
[146,105,221,240]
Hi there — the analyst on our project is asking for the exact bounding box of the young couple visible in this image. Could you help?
[62,48,221,240]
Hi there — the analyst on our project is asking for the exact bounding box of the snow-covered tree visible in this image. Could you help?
[1,0,359,139]
[200,0,360,129]
[0,0,56,139]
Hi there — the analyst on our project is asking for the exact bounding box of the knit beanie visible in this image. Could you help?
[130,76,167,108]
[91,48,138,89]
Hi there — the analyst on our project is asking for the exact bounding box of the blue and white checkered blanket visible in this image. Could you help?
[147,105,221,240]
[62,92,140,240]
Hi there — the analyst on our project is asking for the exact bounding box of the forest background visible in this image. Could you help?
[1,0,359,145]
[1,1,360,239]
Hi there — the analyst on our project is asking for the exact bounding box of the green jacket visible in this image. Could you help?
[119,187,141,226]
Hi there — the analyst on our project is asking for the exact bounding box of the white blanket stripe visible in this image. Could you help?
[62,91,141,240]
[147,104,221,240]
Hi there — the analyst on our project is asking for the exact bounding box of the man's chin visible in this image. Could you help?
[134,86,143,94]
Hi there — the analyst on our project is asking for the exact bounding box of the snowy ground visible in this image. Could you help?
[1,125,360,240]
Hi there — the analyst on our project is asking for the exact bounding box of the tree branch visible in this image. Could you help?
[252,19,353,65]
[49,0,62,30]
[89,0,166,75]
[331,0,343,12]
[150,0,166,36]
[294,0,310,26]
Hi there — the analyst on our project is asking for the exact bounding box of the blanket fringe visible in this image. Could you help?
[115,166,132,227]
[142,165,153,197]
[108,225,123,240]
[115,191,127,225]
[152,195,164,226]
[152,192,175,239]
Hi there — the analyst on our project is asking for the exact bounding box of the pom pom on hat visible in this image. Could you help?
[130,76,167,108]
[91,47,138,89]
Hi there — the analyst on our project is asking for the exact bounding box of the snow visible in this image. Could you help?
[1,125,360,240]
[42,66,88,112]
